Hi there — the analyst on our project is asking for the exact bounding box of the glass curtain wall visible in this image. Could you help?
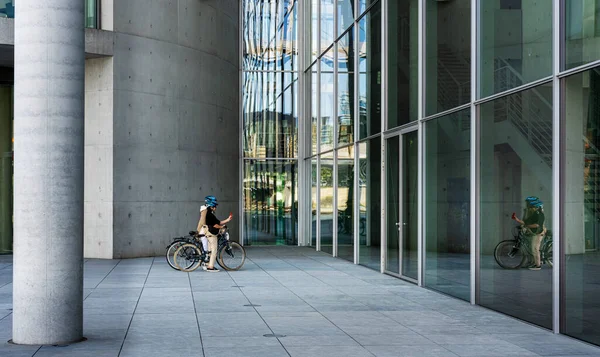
[424,110,471,301]
[479,0,552,97]
[0,87,12,254]
[388,0,419,127]
[358,138,381,270]
[425,0,471,115]
[320,152,335,254]
[565,0,600,70]
[479,84,553,329]
[358,4,381,139]
[242,0,299,245]
[337,145,355,262]
[563,67,600,345]
[338,29,355,146]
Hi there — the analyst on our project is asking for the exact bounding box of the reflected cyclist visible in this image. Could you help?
[511,196,545,271]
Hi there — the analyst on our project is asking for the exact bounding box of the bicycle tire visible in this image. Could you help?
[217,242,246,271]
[174,243,203,272]
[494,240,526,269]
[542,240,553,268]
[165,241,186,271]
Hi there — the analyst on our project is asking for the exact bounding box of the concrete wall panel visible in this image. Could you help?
[110,1,239,258]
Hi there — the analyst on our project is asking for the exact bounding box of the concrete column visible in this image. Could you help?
[13,0,85,345]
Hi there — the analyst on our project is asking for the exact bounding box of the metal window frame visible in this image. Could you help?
[471,0,478,306]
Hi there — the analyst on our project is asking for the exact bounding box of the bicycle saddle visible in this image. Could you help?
[189,231,198,236]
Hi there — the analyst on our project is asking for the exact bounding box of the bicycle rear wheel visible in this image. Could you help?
[217,242,246,271]
[494,240,526,269]
[165,241,185,271]
[174,243,202,272]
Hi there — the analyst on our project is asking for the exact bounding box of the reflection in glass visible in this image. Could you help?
[565,1,600,70]
[386,137,400,273]
[424,110,470,301]
[321,0,335,54]
[321,48,335,153]
[311,158,318,247]
[402,131,419,280]
[243,0,298,72]
[479,1,552,97]
[388,0,419,127]
[311,0,319,63]
[311,69,318,156]
[337,146,355,262]
[338,30,355,146]
[359,138,381,271]
[358,4,382,139]
[358,0,376,16]
[243,160,298,245]
[243,72,298,158]
[479,85,553,329]
[0,87,12,254]
[85,0,97,28]
[320,152,335,254]
[337,0,354,36]
[564,67,600,345]
[425,0,471,115]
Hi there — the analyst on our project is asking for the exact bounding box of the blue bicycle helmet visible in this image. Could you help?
[525,196,539,203]
[532,200,543,208]
[205,195,218,207]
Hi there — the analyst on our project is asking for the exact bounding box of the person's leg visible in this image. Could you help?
[530,234,543,269]
[206,233,219,271]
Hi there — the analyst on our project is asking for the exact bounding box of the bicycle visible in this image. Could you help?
[494,225,553,269]
[165,231,205,271]
[174,226,246,272]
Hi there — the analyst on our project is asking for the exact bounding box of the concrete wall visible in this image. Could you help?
[85,57,114,259]
[107,0,239,258]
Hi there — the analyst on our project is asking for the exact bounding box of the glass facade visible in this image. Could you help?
[0,1,14,19]
[424,110,471,301]
[242,0,299,245]
[0,87,12,254]
[240,0,600,346]
[563,67,600,345]
[85,0,98,28]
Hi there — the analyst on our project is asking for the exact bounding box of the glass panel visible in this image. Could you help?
[424,110,471,301]
[479,84,553,329]
[358,4,382,139]
[386,136,400,273]
[320,152,335,254]
[311,0,319,63]
[243,0,298,72]
[321,0,335,54]
[337,146,355,262]
[85,0,97,28]
[564,67,600,345]
[311,158,318,247]
[402,131,419,280]
[480,1,552,98]
[359,138,382,271]
[425,0,471,115]
[0,87,12,254]
[388,0,419,128]
[311,68,319,156]
[321,48,335,153]
[0,0,14,19]
[565,0,600,70]
[243,72,298,159]
[338,29,355,146]
[359,0,377,16]
[337,0,354,36]
[243,160,298,245]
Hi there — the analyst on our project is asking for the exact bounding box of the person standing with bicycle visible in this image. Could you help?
[511,196,545,270]
[204,195,233,272]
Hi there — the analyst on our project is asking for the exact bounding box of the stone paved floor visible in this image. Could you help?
[1,247,600,356]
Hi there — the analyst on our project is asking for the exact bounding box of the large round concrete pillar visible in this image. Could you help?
[12,0,85,345]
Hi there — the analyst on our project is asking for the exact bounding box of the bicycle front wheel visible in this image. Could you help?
[542,240,553,268]
[217,242,246,271]
[165,241,185,271]
[494,240,526,269]
[174,243,203,272]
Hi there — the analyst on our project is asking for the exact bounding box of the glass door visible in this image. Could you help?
[385,129,419,281]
